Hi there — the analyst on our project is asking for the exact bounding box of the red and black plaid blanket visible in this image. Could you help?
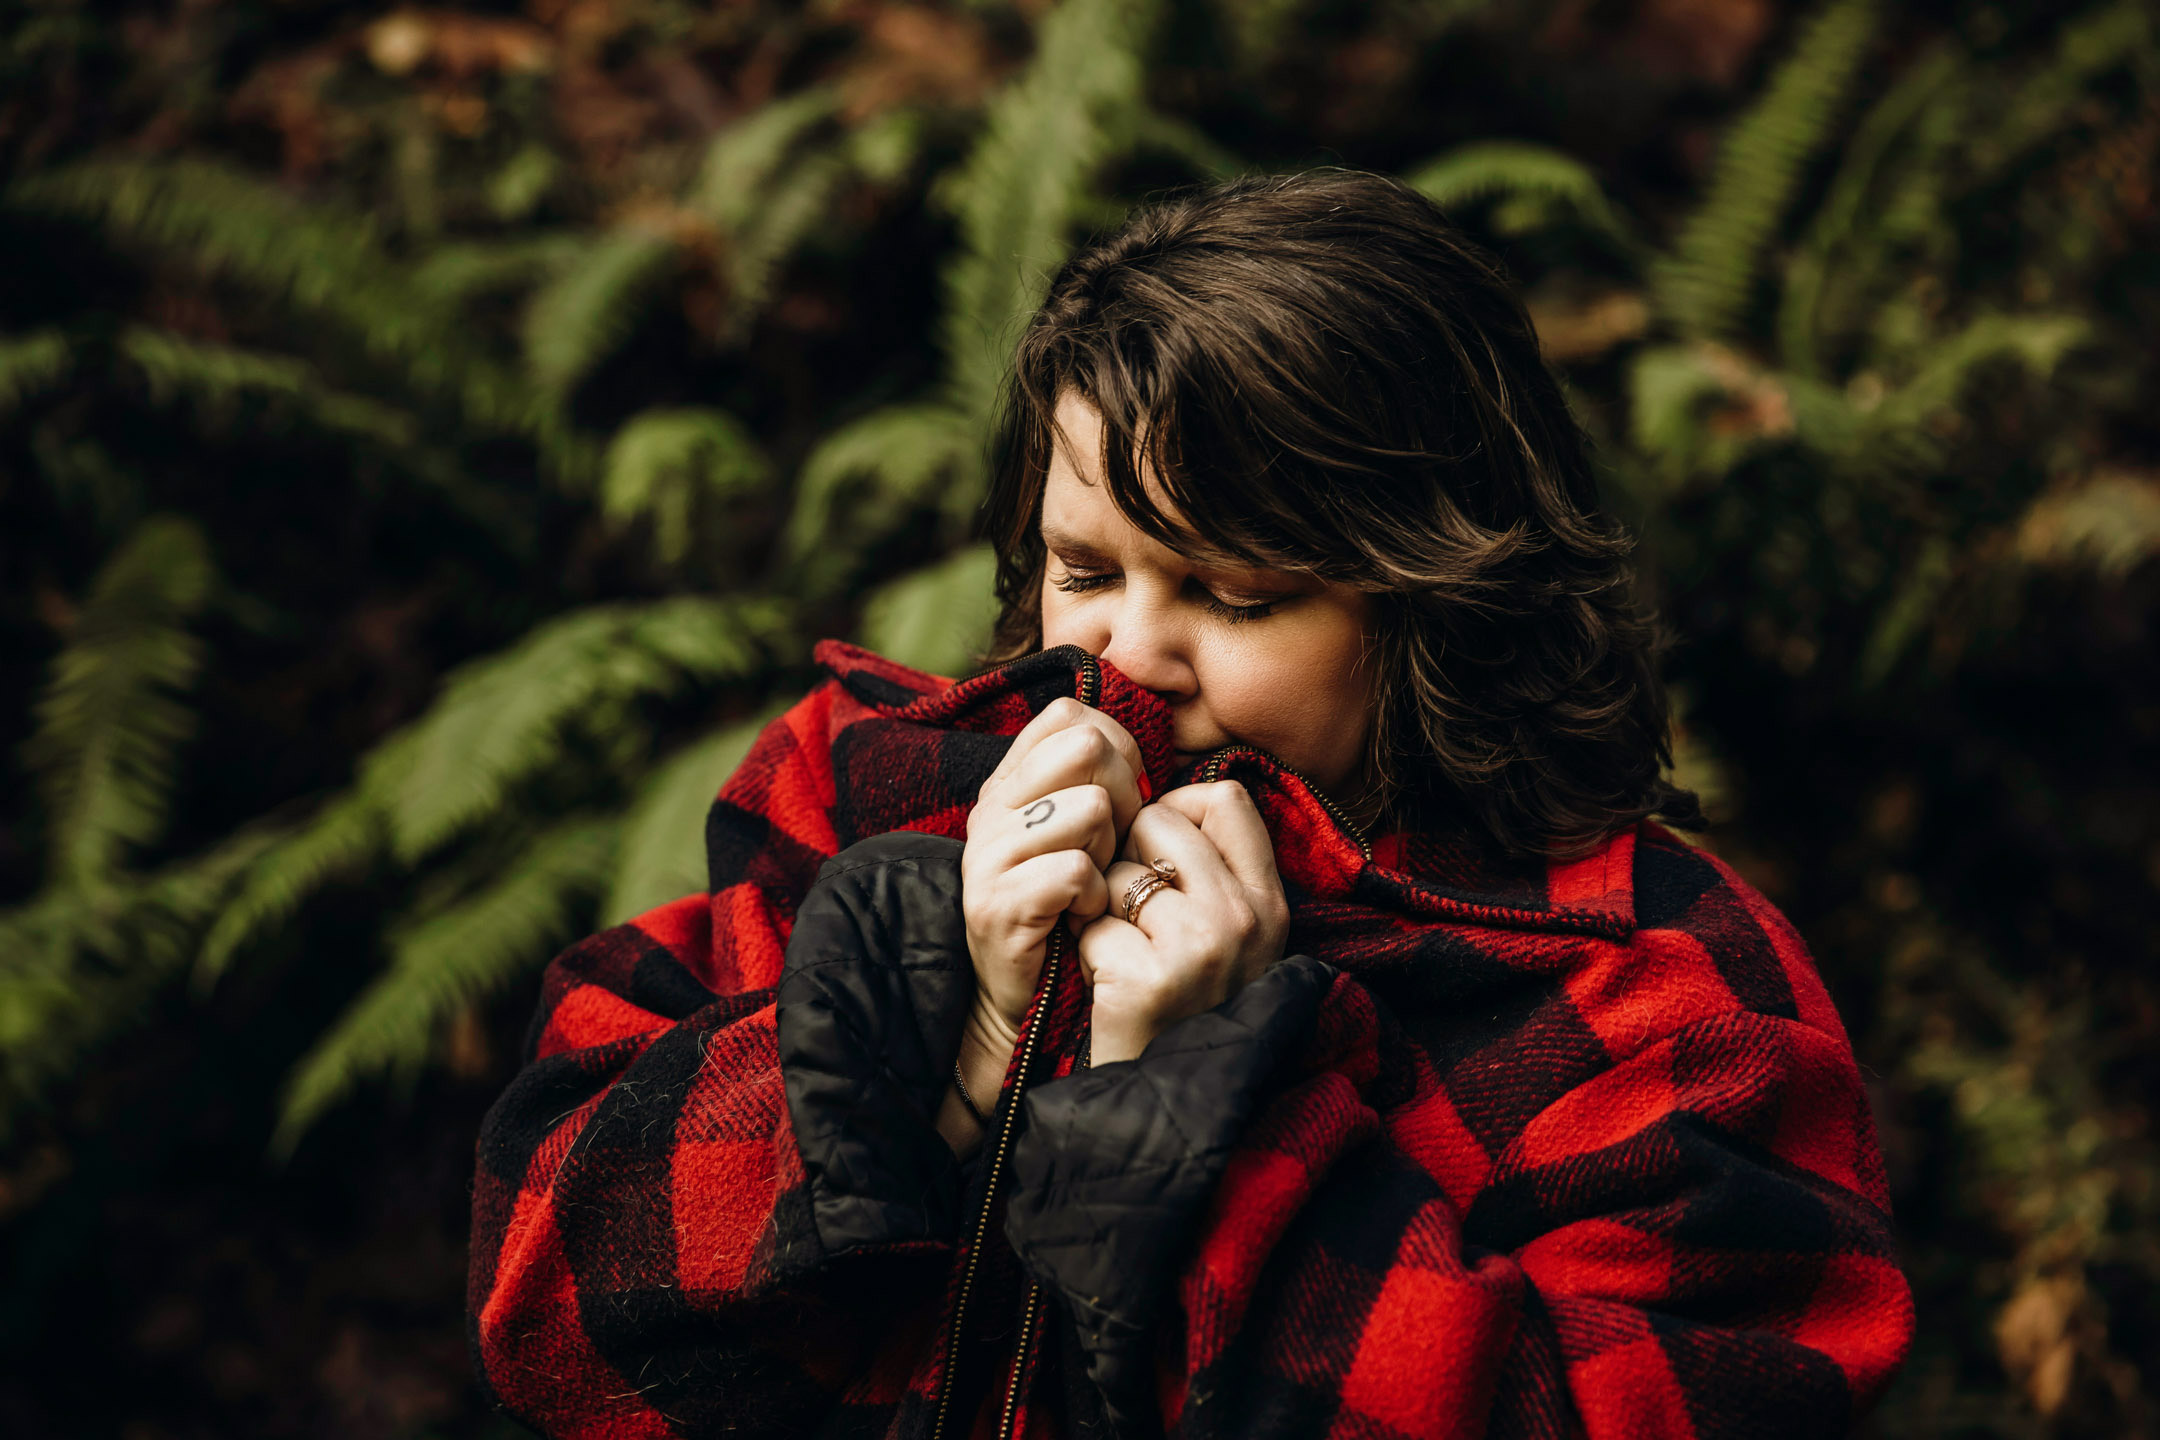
[469,641,1912,1439]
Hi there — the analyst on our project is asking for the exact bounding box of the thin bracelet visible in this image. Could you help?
[952,1058,988,1127]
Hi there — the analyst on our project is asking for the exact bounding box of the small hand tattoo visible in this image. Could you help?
[1023,799,1056,828]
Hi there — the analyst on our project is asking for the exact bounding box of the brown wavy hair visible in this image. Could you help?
[981,169,1700,857]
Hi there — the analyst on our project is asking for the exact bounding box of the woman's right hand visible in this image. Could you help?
[950,697,1145,1138]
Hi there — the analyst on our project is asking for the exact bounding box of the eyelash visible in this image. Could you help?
[1051,570,1280,624]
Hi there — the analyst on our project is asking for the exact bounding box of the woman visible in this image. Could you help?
[468,171,1913,1440]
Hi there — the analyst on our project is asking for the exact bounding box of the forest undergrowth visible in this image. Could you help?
[2,0,2157,1435]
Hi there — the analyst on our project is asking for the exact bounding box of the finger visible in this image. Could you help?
[1009,724,1143,834]
[982,696,1092,793]
[1122,803,1235,898]
[997,782,1119,870]
[1000,847,1109,929]
[1074,909,1149,984]
[984,697,1145,800]
[1150,782,1282,896]
[1102,858,1190,933]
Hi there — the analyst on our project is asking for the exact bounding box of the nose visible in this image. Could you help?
[1094,591,1197,705]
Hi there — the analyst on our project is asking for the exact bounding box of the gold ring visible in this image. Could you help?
[1122,858,1179,923]
[1123,873,1169,923]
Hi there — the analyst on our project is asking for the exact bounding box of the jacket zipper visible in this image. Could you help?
[997,1281,1046,1440]
[1198,745,1372,858]
[928,656,1103,1440]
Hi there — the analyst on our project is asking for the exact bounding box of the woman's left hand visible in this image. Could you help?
[1078,781,1291,1065]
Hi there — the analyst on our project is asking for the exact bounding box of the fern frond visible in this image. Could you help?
[383,596,792,865]
[117,325,530,535]
[0,823,284,1129]
[10,159,566,465]
[1856,534,1954,688]
[1654,0,1880,338]
[1775,44,1962,376]
[1129,109,1242,180]
[118,327,421,448]
[410,233,585,307]
[273,814,618,1154]
[487,145,560,223]
[1977,0,2154,184]
[1404,142,1637,251]
[602,710,777,925]
[521,228,679,401]
[193,790,389,986]
[685,88,874,326]
[2014,470,2160,581]
[858,544,1001,678]
[601,408,772,568]
[1854,313,2087,477]
[782,403,976,593]
[690,88,845,230]
[0,329,72,413]
[938,0,1158,426]
[26,516,215,890]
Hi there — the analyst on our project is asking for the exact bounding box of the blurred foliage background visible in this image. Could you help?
[1,0,2156,1434]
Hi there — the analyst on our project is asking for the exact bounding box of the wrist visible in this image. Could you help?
[938,1007,1019,1157]
[959,1006,1018,1107]
[1086,1006,1156,1066]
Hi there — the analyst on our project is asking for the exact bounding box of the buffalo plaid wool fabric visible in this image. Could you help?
[469,641,1913,1440]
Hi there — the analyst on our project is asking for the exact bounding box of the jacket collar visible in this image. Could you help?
[815,640,1637,940]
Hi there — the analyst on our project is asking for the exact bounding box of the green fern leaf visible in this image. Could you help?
[522,228,679,401]
[938,0,1159,426]
[410,233,585,307]
[118,327,421,449]
[687,88,902,330]
[1975,0,2154,185]
[193,790,389,986]
[26,516,216,890]
[0,823,284,1130]
[117,325,531,538]
[858,544,1001,678]
[782,403,977,596]
[1775,44,1963,377]
[1404,142,1636,251]
[2014,470,2160,582]
[1654,0,1880,338]
[273,814,618,1154]
[10,159,568,467]
[1857,534,1954,689]
[690,88,844,230]
[0,330,72,414]
[602,710,778,925]
[1855,313,2087,476]
[383,596,792,865]
[601,408,772,567]
[1129,109,1242,180]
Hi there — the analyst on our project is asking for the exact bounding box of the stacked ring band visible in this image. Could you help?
[1122,858,1180,923]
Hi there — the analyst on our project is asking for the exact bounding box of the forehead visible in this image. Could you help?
[1042,393,1205,556]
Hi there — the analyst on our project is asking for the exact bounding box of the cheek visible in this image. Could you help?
[1197,615,1373,783]
[1038,581,1082,649]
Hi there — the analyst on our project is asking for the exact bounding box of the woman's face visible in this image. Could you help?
[1038,392,1378,799]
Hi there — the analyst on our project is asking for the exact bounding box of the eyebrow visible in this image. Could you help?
[1039,525,1120,567]
[1039,522,1299,589]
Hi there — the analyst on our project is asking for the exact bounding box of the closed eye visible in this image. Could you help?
[1051,569,1117,595]
[1194,589,1279,623]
